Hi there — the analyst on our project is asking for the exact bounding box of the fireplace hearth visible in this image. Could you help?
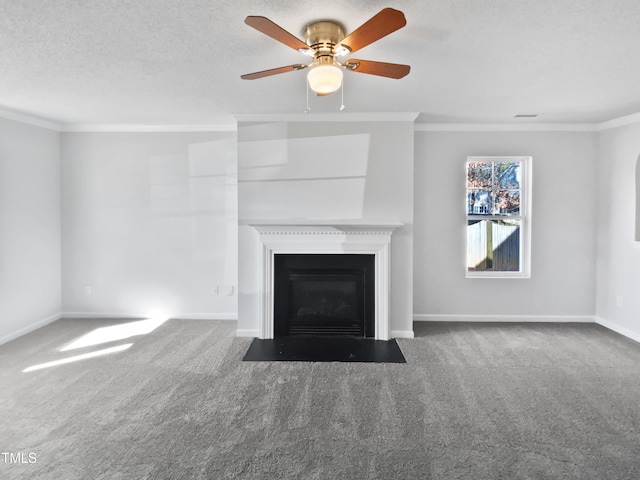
[274,254,375,337]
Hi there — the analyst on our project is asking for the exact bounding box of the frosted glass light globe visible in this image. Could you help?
[307,65,343,95]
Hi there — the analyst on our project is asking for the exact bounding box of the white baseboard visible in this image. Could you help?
[62,312,146,319]
[61,311,237,321]
[0,312,62,345]
[236,329,259,337]
[596,316,640,344]
[390,330,415,339]
[414,314,596,323]
[168,313,238,321]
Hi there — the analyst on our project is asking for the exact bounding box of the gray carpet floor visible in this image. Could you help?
[1,319,640,479]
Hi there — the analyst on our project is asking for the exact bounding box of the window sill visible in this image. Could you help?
[466,271,530,279]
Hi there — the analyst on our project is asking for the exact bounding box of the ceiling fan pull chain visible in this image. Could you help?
[305,81,311,113]
[340,76,346,111]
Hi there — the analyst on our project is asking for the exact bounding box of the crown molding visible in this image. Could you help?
[61,124,237,132]
[414,123,599,132]
[3,106,640,133]
[0,108,237,132]
[234,112,420,123]
[596,111,640,131]
[0,107,62,131]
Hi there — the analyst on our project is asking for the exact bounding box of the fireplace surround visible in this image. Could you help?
[249,223,400,340]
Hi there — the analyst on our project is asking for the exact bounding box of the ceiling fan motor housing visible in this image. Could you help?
[303,21,346,56]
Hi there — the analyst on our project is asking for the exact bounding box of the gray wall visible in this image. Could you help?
[595,122,640,339]
[237,120,415,337]
[414,130,597,319]
[0,118,61,343]
[6,115,640,343]
[61,131,238,318]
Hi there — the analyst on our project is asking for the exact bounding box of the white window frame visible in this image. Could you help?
[466,156,532,279]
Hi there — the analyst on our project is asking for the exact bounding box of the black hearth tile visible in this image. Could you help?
[242,336,406,363]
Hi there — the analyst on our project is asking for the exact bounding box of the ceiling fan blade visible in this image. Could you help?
[337,8,406,54]
[245,16,311,52]
[343,60,410,79]
[241,64,308,80]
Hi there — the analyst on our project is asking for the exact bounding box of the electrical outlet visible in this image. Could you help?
[213,286,219,296]
[83,285,91,296]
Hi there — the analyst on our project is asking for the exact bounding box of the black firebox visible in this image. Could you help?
[274,254,375,337]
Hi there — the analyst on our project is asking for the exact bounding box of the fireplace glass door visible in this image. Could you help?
[274,254,375,337]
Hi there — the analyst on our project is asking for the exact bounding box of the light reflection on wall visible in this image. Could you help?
[148,138,238,293]
[238,128,369,221]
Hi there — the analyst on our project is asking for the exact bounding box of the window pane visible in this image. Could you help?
[467,219,520,271]
[467,189,492,215]
[494,190,520,215]
[467,163,492,188]
[495,162,520,189]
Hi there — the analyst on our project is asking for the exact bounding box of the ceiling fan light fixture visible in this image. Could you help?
[307,64,343,95]
[333,44,351,57]
[298,47,316,57]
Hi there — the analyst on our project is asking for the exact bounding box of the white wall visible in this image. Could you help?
[414,130,597,320]
[237,120,415,337]
[0,118,61,343]
[61,132,237,319]
[595,122,640,340]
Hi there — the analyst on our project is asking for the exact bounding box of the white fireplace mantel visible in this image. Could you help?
[248,222,402,340]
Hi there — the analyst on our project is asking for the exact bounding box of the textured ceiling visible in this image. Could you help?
[2,0,640,126]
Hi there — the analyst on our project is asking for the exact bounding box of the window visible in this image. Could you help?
[466,156,531,278]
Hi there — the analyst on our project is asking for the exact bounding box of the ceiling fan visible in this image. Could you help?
[240,8,410,96]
